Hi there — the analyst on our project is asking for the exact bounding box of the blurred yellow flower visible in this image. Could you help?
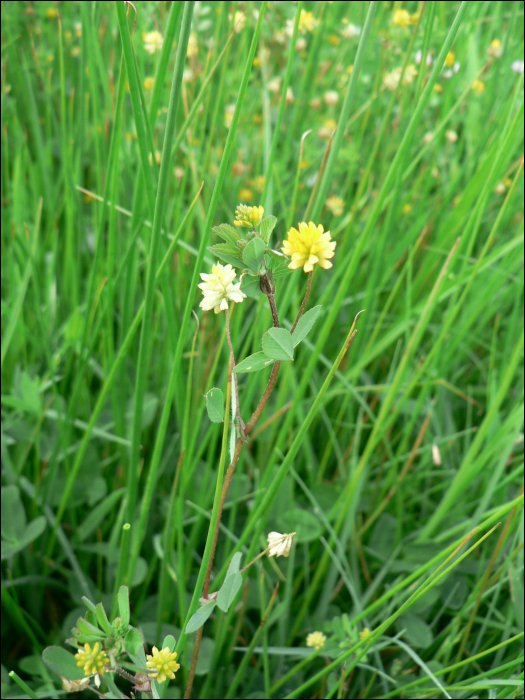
[299,9,319,34]
[239,188,253,202]
[433,83,443,93]
[403,203,412,214]
[309,97,322,109]
[359,628,371,641]
[187,31,198,58]
[325,195,345,217]
[252,175,266,193]
[318,118,337,140]
[72,46,81,57]
[75,642,109,677]
[282,221,336,272]
[143,31,163,55]
[46,7,59,18]
[146,646,180,684]
[393,9,411,26]
[445,130,458,143]
[144,77,155,90]
[232,10,246,33]
[329,34,341,46]
[224,104,235,129]
[472,79,485,93]
[306,631,326,649]
[488,38,502,58]
[444,51,456,67]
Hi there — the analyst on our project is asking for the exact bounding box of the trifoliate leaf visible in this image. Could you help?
[242,238,266,274]
[212,223,240,246]
[259,215,277,244]
[205,388,225,423]
[292,305,322,347]
[233,352,275,374]
[262,328,294,361]
[208,243,244,269]
[241,274,262,299]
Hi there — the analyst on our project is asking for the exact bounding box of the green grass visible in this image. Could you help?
[1,1,524,698]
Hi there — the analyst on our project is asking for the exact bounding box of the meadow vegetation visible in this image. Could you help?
[1,1,524,698]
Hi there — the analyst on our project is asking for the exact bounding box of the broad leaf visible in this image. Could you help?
[212,223,240,246]
[241,274,262,299]
[242,238,266,274]
[208,243,244,269]
[216,571,243,613]
[262,328,294,361]
[124,627,144,657]
[118,585,130,627]
[226,552,243,576]
[42,646,85,681]
[233,352,275,374]
[185,601,216,634]
[260,215,277,243]
[292,305,322,347]
[205,388,224,423]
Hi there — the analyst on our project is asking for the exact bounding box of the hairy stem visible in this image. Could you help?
[291,270,313,334]
[225,307,244,432]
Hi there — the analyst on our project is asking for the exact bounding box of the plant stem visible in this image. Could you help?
[291,270,313,334]
[225,307,244,433]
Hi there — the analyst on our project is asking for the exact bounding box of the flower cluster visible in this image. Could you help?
[199,263,246,314]
[282,221,336,273]
[234,204,265,228]
[74,642,110,677]
[306,631,327,650]
[146,646,181,683]
[267,531,296,557]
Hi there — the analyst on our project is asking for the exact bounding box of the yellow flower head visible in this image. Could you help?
[239,188,253,202]
[488,39,502,58]
[198,263,246,314]
[146,646,181,684]
[472,79,485,93]
[143,31,163,55]
[282,222,336,273]
[393,9,411,26]
[299,10,319,34]
[325,195,345,217]
[46,7,59,19]
[144,77,155,90]
[359,627,371,641]
[234,204,264,228]
[306,631,327,650]
[187,31,198,58]
[74,642,110,677]
[444,51,456,67]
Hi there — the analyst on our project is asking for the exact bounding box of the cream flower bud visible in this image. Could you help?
[267,531,296,557]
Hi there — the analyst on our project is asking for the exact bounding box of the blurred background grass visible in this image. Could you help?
[1,1,524,698]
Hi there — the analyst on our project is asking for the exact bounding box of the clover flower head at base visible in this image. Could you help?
[198,262,246,314]
[282,221,336,273]
[146,646,181,684]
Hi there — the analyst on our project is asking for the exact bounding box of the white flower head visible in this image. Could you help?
[511,60,524,74]
[198,262,246,314]
[342,23,362,38]
[267,531,296,557]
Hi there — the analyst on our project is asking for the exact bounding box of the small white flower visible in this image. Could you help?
[432,443,442,465]
[267,531,296,557]
[198,263,246,314]
[342,23,361,38]
[324,90,339,106]
[511,60,524,74]
[415,49,433,66]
